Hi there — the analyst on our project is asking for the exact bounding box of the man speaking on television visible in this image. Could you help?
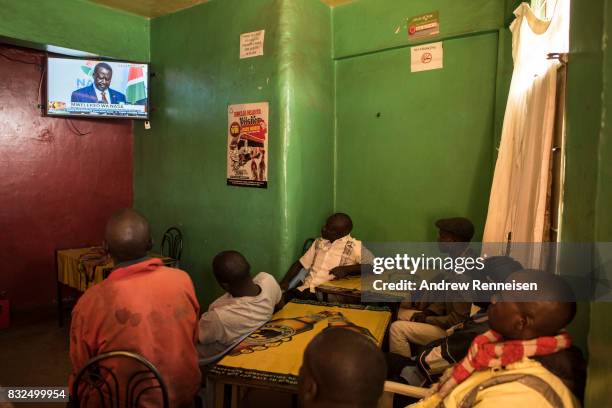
[71,62,126,104]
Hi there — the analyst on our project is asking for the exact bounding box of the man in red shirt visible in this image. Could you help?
[69,209,200,407]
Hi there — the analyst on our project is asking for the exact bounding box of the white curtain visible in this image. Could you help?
[483,1,569,267]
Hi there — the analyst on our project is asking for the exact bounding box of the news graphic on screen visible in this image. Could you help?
[46,57,149,119]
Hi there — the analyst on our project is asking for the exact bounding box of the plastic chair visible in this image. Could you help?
[161,227,183,267]
[71,350,169,408]
[377,381,429,408]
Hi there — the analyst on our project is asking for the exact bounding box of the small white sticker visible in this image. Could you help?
[240,30,265,59]
[411,41,443,73]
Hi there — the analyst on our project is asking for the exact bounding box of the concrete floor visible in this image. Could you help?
[0,311,71,387]
[0,308,71,407]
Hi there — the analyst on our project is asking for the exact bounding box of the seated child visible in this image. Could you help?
[280,212,372,299]
[409,270,585,408]
[198,250,281,359]
[298,327,386,408]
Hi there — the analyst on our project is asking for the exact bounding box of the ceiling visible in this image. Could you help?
[89,0,355,18]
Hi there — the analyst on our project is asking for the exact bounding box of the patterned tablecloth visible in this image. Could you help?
[209,299,391,386]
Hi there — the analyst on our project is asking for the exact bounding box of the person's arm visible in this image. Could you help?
[279,260,306,291]
[198,311,225,345]
[68,302,94,392]
[330,264,364,278]
[280,240,318,290]
[330,241,373,278]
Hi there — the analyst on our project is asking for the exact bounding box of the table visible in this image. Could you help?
[316,276,363,302]
[206,299,391,407]
[56,246,175,327]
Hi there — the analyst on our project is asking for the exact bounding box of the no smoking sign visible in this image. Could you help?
[411,42,443,73]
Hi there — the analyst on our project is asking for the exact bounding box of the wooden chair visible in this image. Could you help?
[71,350,169,408]
[377,381,429,408]
[161,227,183,267]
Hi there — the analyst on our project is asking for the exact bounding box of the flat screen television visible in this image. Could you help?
[46,57,149,119]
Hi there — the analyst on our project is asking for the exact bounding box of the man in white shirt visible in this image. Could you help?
[198,250,281,359]
[280,213,372,300]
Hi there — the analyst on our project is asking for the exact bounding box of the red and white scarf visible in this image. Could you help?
[435,329,572,398]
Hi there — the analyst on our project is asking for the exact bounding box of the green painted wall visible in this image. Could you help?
[560,0,606,366]
[0,0,149,61]
[333,0,505,241]
[277,1,335,265]
[584,0,612,405]
[134,0,333,305]
[333,0,503,59]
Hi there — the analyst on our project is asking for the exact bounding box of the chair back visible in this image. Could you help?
[161,227,183,267]
[302,237,315,254]
[71,350,170,408]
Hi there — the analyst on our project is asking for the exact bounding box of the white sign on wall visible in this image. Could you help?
[411,41,444,73]
[240,30,265,59]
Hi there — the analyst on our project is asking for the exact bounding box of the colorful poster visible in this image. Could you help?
[227,102,269,188]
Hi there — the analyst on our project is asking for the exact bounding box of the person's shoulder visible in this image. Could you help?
[345,234,362,247]
[157,264,190,278]
[254,272,281,298]
[254,272,281,289]
[73,280,111,312]
[72,84,93,94]
[153,264,196,288]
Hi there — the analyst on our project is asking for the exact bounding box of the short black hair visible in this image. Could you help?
[94,62,112,74]
[212,250,251,285]
[302,328,386,407]
[328,212,353,232]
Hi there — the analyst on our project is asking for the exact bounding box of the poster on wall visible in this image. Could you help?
[227,102,269,188]
[240,30,265,59]
[411,42,443,73]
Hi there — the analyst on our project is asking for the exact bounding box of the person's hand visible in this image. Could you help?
[410,312,429,323]
[330,266,349,279]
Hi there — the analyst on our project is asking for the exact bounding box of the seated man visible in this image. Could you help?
[387,256,524,388]
[198,250,281,359]
[280,212,371,299]
[69,209,200,407]
[299,328,386,408]
[390,217,475,357]
[410,270,585,408]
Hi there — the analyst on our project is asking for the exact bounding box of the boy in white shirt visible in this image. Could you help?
[280,213,372,300]
[198,250,282,358]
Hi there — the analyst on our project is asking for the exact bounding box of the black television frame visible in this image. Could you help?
[44,55,150,120]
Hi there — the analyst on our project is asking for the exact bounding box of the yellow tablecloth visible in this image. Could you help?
[57,247,174,291]
[210,300,391,385]
[57,247,113,291]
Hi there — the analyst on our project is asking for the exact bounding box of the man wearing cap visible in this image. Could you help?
[390,217,475,358]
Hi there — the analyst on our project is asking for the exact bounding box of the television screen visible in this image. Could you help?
[46,57,149,119]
